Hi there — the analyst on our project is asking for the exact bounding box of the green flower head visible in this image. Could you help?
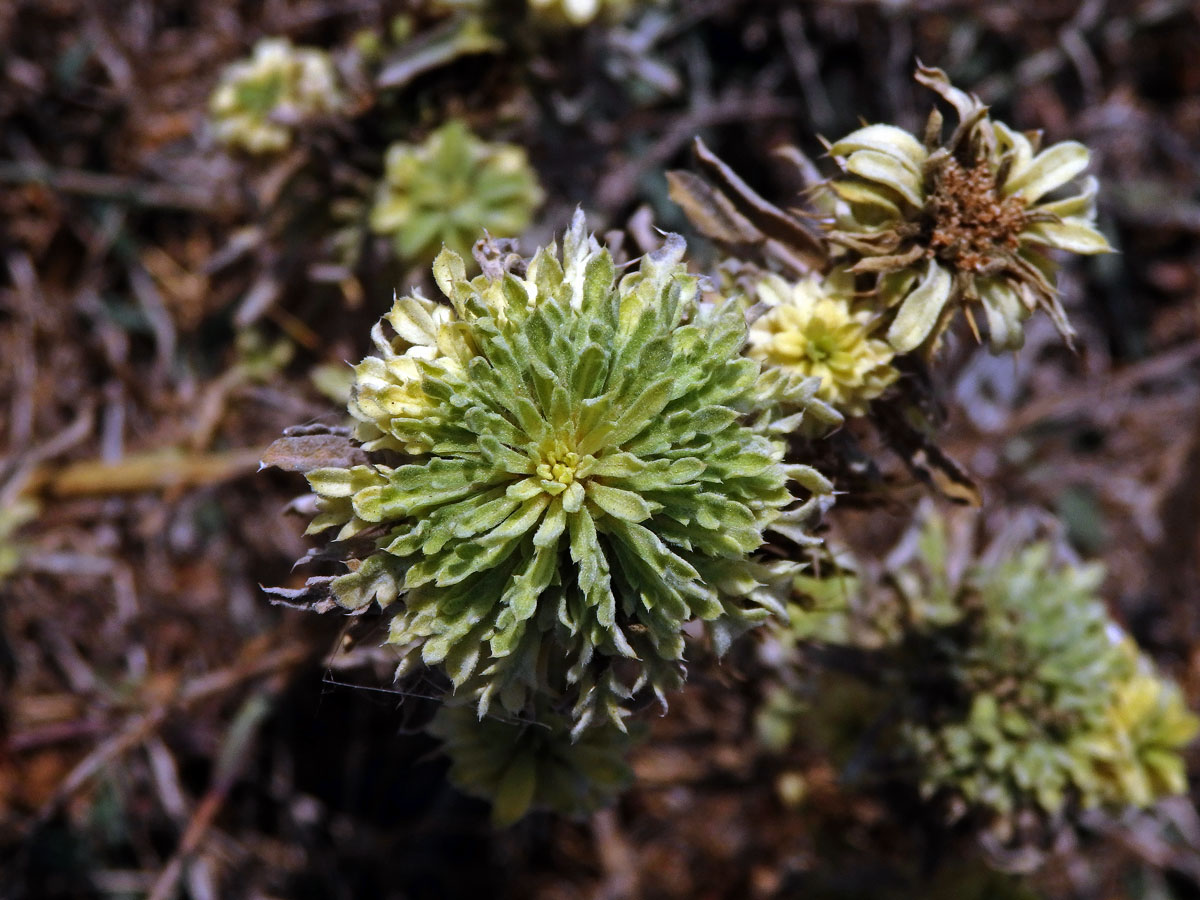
[824,65,1111,355]
[428,703,637,825]
[891,515,1195,820]
[209,38,344,155]
[300,212,831,734]
[369,121,544,263]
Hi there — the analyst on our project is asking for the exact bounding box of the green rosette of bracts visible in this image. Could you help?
[284,211,834,736]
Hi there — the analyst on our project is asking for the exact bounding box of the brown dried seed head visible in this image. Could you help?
[925,158,1028,274]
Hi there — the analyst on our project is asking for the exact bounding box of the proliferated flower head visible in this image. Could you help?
[428,703,637,825]
[296,211,832,735]
[209,38,344,155]
[889,516,1195,820]
[823,64,1111,355]
[748,269,898,418]
[369,121,544,263]
[345,293,475,456]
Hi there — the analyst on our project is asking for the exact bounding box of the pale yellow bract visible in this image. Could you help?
[1075,642,1200,808]
[527,0,634,26]
[349,295,470,455]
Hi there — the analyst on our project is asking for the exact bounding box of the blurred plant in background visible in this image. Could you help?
[209,38,345,155]
[756,509,1197,866]
[890,521,1194,823]
[369,121,544,262]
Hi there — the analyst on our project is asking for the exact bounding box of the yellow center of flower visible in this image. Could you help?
[805,331,839,364]
[538,450,580,486]
[925,158,1029,273]
[533,439,594,496]
[760,308,849,372]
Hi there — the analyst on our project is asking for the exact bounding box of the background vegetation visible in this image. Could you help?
[2,1,1200,897]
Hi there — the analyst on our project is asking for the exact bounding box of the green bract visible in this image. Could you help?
[300,212,832,735]
[428,703,636,825]
[369,121,544,262]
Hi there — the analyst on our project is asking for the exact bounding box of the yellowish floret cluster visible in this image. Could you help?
[748,270,898,418]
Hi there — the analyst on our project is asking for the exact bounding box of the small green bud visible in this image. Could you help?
[428,703,637,825]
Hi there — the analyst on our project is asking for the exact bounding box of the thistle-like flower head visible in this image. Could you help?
[748,269,898,418]
[824,65,1111,354]
[428,703,636,825]
[300,212,831,734]
[209,38,344,155]
[369,121,544,262]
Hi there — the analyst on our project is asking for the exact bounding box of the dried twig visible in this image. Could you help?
[35,638,312,824]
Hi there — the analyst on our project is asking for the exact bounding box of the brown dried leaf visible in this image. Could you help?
[692,137,827,270]
[262,578,340,615]
[260,435,368,473]
[666,170,764,245]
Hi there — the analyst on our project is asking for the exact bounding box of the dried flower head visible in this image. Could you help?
[369,121,544,262]
[428,703,636,825]
[748,269,898,418]
[824,65,1111,354]
[209,38,344,155]
[290,212,831,735]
